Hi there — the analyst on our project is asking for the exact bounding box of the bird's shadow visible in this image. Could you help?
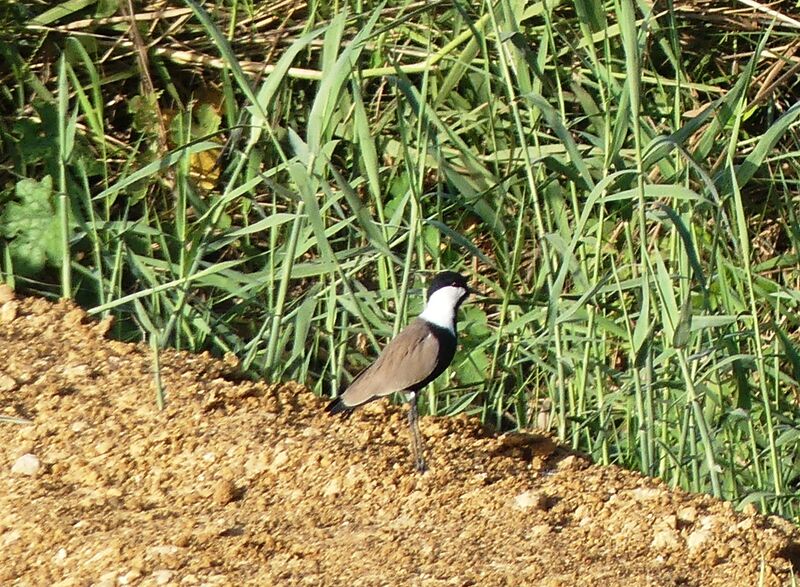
[348,402,589,480]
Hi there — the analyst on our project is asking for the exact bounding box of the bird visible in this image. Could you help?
[325,271,473,472]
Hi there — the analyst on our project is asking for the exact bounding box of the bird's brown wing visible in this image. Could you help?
[338,319,441,409]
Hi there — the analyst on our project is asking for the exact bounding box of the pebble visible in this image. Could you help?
[52,547,67,564]
[146,544,179,558]
[323,478,341,497]
[651,515,681,551]
[62,308,85,326]
[651,527,681,551]
[29,298,50,315]
[0,301,18,323]
[212,479,236,506]
[513,490,548,511]
[62,364,90,380]
[94,440,113,455]
[0,284,14,303]
[687,528,712,552]
[2,529,21,546]
[16,440,34,455]
[152,569,175,585]
[118,569,142,585]
[223,352,239,369]
[94,570,117,587]
[11,453,41,476]
[631,487,662,502]
[556,455,580,471]
[94,315,114,337]
[128,438,149,457]
[529,523,552,537]
[574,504,594,525]
[70,420,89,433]
[0,375,17,392]
[677,505,698,524]
[742,503,758,517]
[270,449,289,472]
[244,453,269,478]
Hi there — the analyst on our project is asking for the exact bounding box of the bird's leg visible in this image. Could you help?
[407,392,427,472]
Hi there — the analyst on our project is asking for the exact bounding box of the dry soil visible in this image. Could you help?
[1,286,799,586]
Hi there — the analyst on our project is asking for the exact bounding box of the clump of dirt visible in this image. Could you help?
[0,286,798,586]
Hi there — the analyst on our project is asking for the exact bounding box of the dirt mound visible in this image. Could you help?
[0,288,798,586]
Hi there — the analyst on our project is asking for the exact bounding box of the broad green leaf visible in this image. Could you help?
[0,176,62,276]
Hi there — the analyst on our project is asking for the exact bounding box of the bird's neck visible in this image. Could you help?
[418,298,458,335]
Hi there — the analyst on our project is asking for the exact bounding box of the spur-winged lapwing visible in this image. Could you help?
[326,271,472,472]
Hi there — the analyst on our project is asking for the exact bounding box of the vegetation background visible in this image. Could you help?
[1,0,800,521]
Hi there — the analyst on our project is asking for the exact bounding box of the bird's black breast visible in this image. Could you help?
[410,323,457,392]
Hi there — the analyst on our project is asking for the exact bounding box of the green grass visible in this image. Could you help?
[2,0,800,521]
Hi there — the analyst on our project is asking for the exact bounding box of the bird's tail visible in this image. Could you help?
[325,396,356,417]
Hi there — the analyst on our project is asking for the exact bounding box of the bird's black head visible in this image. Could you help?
[426,271,472,299]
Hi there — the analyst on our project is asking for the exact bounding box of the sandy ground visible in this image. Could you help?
[0,286,798,586]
